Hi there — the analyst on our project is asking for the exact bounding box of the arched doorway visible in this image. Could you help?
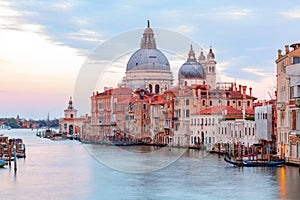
[69,125,74,135]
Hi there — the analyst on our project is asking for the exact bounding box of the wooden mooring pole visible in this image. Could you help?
[13,141,17,172]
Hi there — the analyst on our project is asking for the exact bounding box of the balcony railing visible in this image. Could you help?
[110,122,116,126]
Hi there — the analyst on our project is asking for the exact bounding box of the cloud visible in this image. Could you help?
[241,67,274,77]
[217,56,246,72]
[0,0,86,118]
[194,7,252,20]
[279,8,300,18]
[51,2,78,11]
[67,29,104,42]
[246,46,272,51]
[174,25,196,34]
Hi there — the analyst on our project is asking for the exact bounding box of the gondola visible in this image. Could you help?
[224,156,285,167]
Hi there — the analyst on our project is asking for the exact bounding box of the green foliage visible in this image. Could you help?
[0,117,59,128]
[245,116,255,121]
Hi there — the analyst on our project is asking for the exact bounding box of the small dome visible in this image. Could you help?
[178,45,205,79]
[199,50,206,62]
[207,47,215,60]
[178,62,205,79]
[126,48,170,71]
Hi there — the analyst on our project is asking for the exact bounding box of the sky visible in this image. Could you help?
[1,0,300,119]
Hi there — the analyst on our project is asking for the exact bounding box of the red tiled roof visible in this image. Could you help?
[94,87,132,97]
[151,100,165,105]
[193,106,242,115]
[245,108,254,115]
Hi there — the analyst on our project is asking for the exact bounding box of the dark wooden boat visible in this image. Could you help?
[224,156,285,167]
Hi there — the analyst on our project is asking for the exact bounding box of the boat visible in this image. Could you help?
[1,154,14,161]
[0,159,7,168]
[224,156,285,167]
[50,133,66,141]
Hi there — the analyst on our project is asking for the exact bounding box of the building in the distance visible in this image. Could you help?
[59,97,88,136]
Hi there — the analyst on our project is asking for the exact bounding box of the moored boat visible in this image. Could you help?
[0,159,7,168]
[224,156,285,167]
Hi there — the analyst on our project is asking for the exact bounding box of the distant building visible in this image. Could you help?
[59,97,88,136]
[191,105,256,150]
[90,87,132,142]
[276,43,300,163]
[255,104,273,141]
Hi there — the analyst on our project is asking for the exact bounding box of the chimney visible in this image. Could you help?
[278,49,282,58]
[192,84,197,97]
[285,45,290,54]
[249,87,252,97]
[239,85,242,93]
[242,86,247,99]
[206,85,209,98]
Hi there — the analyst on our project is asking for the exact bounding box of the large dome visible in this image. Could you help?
[178,61,205,79]
[126,48,170,71]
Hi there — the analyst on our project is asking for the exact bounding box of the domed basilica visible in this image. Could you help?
[121,21,217,92]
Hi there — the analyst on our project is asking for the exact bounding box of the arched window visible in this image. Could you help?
[186,99,189,105]
[186,109,190,118]
[212,66,215,73]
[149,84,152,93]
[155,84,159,94]
[69,125,73,134]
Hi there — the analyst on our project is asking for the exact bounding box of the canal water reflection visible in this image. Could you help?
[0,129,300,200]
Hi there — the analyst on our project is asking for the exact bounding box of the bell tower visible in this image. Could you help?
[205,47,217,89]
[64,97,78,118]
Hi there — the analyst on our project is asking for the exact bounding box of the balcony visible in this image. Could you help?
[172,117,178,121]
[110,122,116,126]
[99,122,110,126]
